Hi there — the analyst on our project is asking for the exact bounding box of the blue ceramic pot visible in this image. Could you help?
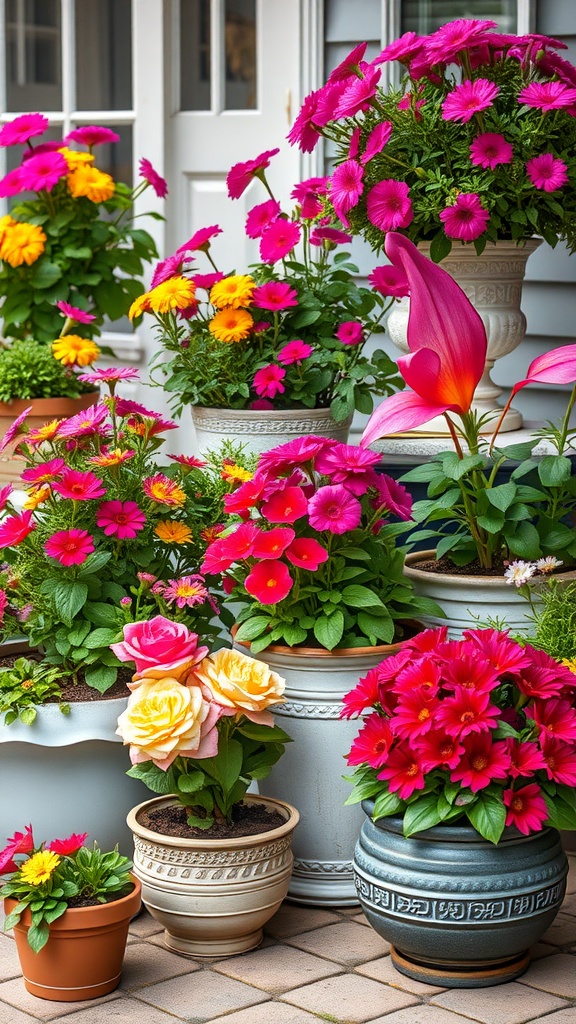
[354,801,568,987]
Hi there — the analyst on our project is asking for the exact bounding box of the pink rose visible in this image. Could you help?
[111,615,208,682]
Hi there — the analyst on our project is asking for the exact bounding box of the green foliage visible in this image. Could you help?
[0,339,95,402]
[0,656,66,725]
[525,579,576,664]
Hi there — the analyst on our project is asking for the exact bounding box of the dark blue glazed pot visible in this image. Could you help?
[354,801,568,988]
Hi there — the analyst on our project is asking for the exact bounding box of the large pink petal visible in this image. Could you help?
[361,391,451,447]
[511,344,576,396]
[242,709,275,727]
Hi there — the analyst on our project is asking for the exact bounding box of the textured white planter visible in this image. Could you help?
[234,638,408,906]
[127,794,299,958]
[191,406,352,457]
[0,697,149,855]
[387,239,541,433]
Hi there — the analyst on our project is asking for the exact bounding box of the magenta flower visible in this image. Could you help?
[78,366,140,385]
[316,443,381,496]
[0,825,34,874]
[194,271,224,292]
[425,18,497,64]
[336,321,363,346]
[250,398,274,410]
[163,576,209,609]
[327,42,368,82]
[149,253,185,288]
[369,265,409,297]
[277,340,313,365]
[347,713,394,769]
[253,364,286,399]
[245,200,281,239]
[111,616,208,679]
[21,459,65,485]
[53,468,107,501]
[0,511,35,549]
[252,527,296,560]
[259,219,301,263]
[0,485,13,512]
[257,435,331,476]
[0,406,32,453]
[226,148,279,199]
[287,89,323,153]
[374,32,425,68]
[330,160,364,223]
[291,177,329,218]
[18,151,68,192]
[0,167,25,198]
[503,784,549,835]
[47,832,88,856]
[244,559,293,604]
[96,500,146,539]
[442,79,499,123]
[284,537,329,571]
[518,81,576,111]
[309,226,353,246]
[308,484,362,534]
[44,529,95,566]
[377,741,426,801]
[371,474,413,521]
[469,133,513,169]
[252,281,298,310]
[366,180,413,232]
[64,126,120,147]
[56,404,108,439]
[56,301,96,324]
[526,153,569,192]
[0,113,49,146]
[177,225,222,254]
[361,122,393,165]
[261,486,308,524]
[333,65,381,119]
[440,193,490,240]
[139,157,168,198]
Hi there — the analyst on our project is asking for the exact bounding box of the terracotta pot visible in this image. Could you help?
[0,392,98,485]
[191,405,352,457]
[5,876,141,1001]
[127,794,299,958]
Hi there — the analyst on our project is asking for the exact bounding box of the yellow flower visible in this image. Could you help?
[209,308,253,344]
[210,275,255,309]
[52,335,100,367]
[58,147,95,170]
[561,658,576,674]
[20,850,60,886]
[67,164,115,202]
[143,474,186,506]
[90,448,134,467]
[116,676,210,768]
[195,649,285,717]
[0,214,16,240]
[24,484,51,510]
[26,419,61,443]
[155,520,193,544]
[128,293,152,320]
[0,222,46,267]
[148,277,196,313]
[221,461,253,484]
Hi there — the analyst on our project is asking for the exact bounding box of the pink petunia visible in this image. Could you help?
[0,511,35,548]
[361,122,393,165]
[244,559,293,604]
[503,784,549,835]
[259,219,301,263]
[18,151,69,192]
[139,157,168,197]
[0,167,25,198]
[226,148,279,199]
[257,435,331,477]
[261,486,308,524]
[96,500,146,539]
[330,160,364,223]
[470,133,513,169]
[0,113,49,146]
[287,89,323,153]
[277,340,313,365]
[369,264,410,298]
[442,79,499,123]
[177,225,222,254]
[526,153,569,192]
[291,177,329,218]
[253,364,286,399]
[53,468,107,501]
[366,180,414,232]
[252,281,298,310]
[440,193,490,240]
[245,199,281,239]
[44,528,95,566]
[64,126,120,147]
[518,81,576,111]
[307,484,362,534]
[336,321,363,346]
[56,301,96,324]
[285,537,329,571]
[251,527,296,559]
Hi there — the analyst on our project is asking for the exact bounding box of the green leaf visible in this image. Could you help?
[27,921,50,953]
[313,609,344,649]
[538,455,573,487]
[238,722,292,743]
[177,771,205,794]
[429,231,452,263]
[281,623,308,645]
[504,521,542,560]
[341,547,372,561]
[84,627,119,649]
[83,602,119,627]
[372,790,403,820]
[466,791,506,844]
[341,585,384,609]
[83,664,117,693]
[127,763,178,795]
[403,793,443,836]
[30,261,62,289]
[486,483,517,512]
[357,609,394,643]
[40,580,88,625]
[202,737,243,794]
[234,616,272,642]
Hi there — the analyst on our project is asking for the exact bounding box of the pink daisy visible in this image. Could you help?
[168,454,207,468]
[18,151,68,192]
[163,575,208,609]
[307,484,362,534]
[425,19,497,64]
[44,528,94,566]
[291,177,328,218]
[449,734,511,792]
[374,32,425,68]
[194,271,224,291]
[503,784,549,835]
[333,65,381,119]
[336,321,363,346]
[259,220,301,263]
[0,510,35,548]
[348,127,362,160]
[0,113,48,146]
[366,180,414,232]
[46,832,88,856]
[150,254,186,288]
[177,225,222,254]
[226,148,279,199]
[56,301,96,323]
[469,133,513,169]
[309,226,353,246]
[518,81,576,111]
[96,500,146,539]
[369,264,409,297]
[244,559,293,604]
[56,404,108,439]
[361,122,393,165]
[442,79,499,123]
[316,444,381,495]
[139,157,168,198]
[287,89,323,153]
[245,200,281,239]
[64,126,120,147]
[252,281,298,310]
[526,154,569,192]
[0,406,33,453]
[277,340,313,365]
[377,741,426,800]
[440,193,490,240]
[78,367,140,385]
[53,468,107,501]
[330,160,364,223]
[347,713,394,769]
[0,167,25,198]
[253,364,286,399]
[257,435,331,476]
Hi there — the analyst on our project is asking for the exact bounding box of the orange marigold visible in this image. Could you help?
[209,308,253,344]
[67,164,115,202]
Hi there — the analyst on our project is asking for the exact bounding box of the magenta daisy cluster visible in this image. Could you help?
[343,626,576,843]
[289,19,576,254]
[201,434,428,652]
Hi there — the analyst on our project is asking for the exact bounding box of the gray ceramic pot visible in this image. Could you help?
[354,801,568,988]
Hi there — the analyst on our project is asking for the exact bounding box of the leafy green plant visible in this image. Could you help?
[0,656,68,725]
[0,339,95,401]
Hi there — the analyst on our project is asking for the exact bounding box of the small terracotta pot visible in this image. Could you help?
[0,392,98,485]
[4,876,141,1001]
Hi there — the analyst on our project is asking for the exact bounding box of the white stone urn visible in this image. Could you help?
[386,238,542,434]
[191,406,352,457]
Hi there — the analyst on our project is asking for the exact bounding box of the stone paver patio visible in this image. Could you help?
[1,857,576,1024]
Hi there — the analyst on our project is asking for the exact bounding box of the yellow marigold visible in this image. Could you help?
[67,164,115,202]
[58,146,95,170]
[221,461,253,484]
[0,214,16,240]
[561,658,576,674]
[148,277,196,314]
[209,308,253,344]
[0,221,46,267]
[24,484,51,510]
[128,293,152,320]
[210,275,255,309]
[20,850,60,886]
[52,335,100,367]
[155,520,193,544]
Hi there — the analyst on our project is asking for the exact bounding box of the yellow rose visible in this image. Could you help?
[195,649,285,717]
[116,676,210,768]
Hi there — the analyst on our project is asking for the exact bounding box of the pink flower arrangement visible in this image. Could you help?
[342,626,576,843]
[289,20,576,257]
[201,434,437,652]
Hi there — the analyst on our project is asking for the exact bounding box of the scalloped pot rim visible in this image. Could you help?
[0,695,129,746]
[404,549,576,587]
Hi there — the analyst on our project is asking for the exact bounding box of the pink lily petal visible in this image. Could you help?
[361,391,451,447]
[511,343,576,396]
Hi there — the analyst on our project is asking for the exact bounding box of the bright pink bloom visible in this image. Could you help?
[277,340,314,365]
[223,477,269,516]
[541,736,576,785]
[168,454,207,468]
[328,42,368,82]
[285,537,329,571]
[244,559,293,604]
[394,658,441,697]
[256,436,331,477]
[245,199,281,238]
[150,254,186,288]
[53,468,106,501]
[0,113,48,146]
[347,713,394,768]
[47,832,88,855]
[0,511,35,548]
[261,486,308,524]
[369,264,409,297]
[287,89,323,153]
[361,122,393,165]
[439,653,499,695]
[333,64,381,118]
[44,528,94,566]
[392,689,440,739]
[111,616,208,679]
[250,398,274,410]
[526,153,569,191]
[0,485,13,512]
[434,686,500,738]
[194,272,224,291]
[221,521,260,560]
[415,731,464,772]
[336,321,363,346]
[201,538,236,575]
[518,81,576,111]
[366,180,414,232]
[253,364,286,399]
[463,628,532,675]
[0,167,25,197]
[177,225,222,254]
[163,575,208,609]
[139,157,168,197]
[0,406,33,453]
[252,281,298,310]
[470,133,513,169]
[509,344,576,403]
[56,301,96,323]
[251,527,296,559]
[374,32,425,68]
[371,474,413,521]
[64,126,120,147]
[309,226,353,246]
[308,484,362,534]
[18,151,68,192]
[531,698,576,743]
[330,160,364,223]
[440,193,490,240]
[96,500,146,539]
[316,443,380,495]
[292,177,328,218]
[377,741,426,800]
[259,219,301,263]
[78,366,139,385]
[442,79,499,123]
[341,670,382,718]
[503,784,549,835]
[56,404,108,439]
[426,18,497,63]
[506,738,547,779]
[0,824,34,874]
[226,148,279,199]
[450,734,511,792]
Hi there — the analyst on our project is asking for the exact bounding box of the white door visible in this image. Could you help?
[165,0,303,272]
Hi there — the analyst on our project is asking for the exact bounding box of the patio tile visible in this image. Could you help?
[131,970,269,1021]
[525,1011,576,1024]
[529,941,560,959]
[264,903,341,938]
[54,998,182,1024]
[519,952,576,998]
[541,913,576,946]
[0,934,22,981]
[0,980,120,1020]
[366,1008,481,1024]
[213,943,342,993]
[558,893,576,917]
[356,955,447,995]
[0,1005,45,1024]
[564,858,576,894]
[205,1003,326,1024]
[286,920,390,965]
[127,910,163,938]
[280,973,418,1023]
[119,941,201,990]
[431,981,569,1024]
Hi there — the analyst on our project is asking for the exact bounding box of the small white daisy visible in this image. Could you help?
[504,560,536,587]
[535,556,563,574]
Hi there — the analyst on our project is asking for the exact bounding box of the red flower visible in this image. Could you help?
[503,784,549,835]
[391,689,440,739]
[285,537,329,571]
[251,527,296,559]
[0,824,34,874]
[47,832,88,855]
[341,668,384,719]
[530,698,576,743]
[506,738,547,779]
[261,486,308,524]
[377,741,426,800]
[393,658,441,696]
[463,628,532,675]
[541,736,576,785]
[449,734,511,792]
[347,713,394,769]
[415,731,464,772]
[244,559,293,604]
[434,686,500,739]
[44,528,95,566]
[0,510,35,549]
[439,653,499,695]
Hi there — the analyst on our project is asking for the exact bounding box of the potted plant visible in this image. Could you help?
[361,231,576,636]
[114,618,298,958]
[288,22,576,428]
[0,372,237,852]
[0,114,165,343]
[130,149,401,454]
[1,826,140,1000]
[342,625,574,986]
[200,433,441,904]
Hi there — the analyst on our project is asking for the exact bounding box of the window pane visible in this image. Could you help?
[401,0,517,35]
[225,0,256,110]
[75,0,132,110]
[5,0,62,111]
[180,0,211,111]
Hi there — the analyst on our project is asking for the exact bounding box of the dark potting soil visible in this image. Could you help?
[414,555,509,577]
[138,801,286,840]
[0,648,133,702]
